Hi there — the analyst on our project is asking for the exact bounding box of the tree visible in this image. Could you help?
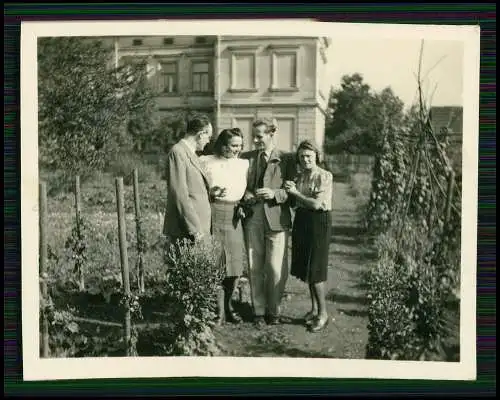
[38,37,156,178]
[324,73,405,155]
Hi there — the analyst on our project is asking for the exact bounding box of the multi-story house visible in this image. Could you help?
[106,35,331,152]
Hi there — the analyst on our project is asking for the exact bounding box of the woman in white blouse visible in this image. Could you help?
[200,128,250,325]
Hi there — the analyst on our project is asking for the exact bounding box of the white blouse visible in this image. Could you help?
[199,155,250,202]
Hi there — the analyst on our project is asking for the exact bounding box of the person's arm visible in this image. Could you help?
[242,154,256,201]
[273,153,297,204]
[258,152,296,203]
[286,171,333,211]
[166,149,203,237]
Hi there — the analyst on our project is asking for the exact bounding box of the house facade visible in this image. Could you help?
[105,35,331,152]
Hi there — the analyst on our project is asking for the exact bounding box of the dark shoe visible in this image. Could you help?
[303,311,317,326]
[253,316,266,329]
[309,316,330,333]
[226,311,242,324]
[266,315,281,325]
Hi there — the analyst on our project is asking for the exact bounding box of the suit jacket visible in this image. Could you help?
[162,140,212,240]
[241,148,297,232]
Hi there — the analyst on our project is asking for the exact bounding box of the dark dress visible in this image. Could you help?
[290,167,333,284]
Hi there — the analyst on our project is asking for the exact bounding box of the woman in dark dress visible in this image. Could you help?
[284,140,334,333]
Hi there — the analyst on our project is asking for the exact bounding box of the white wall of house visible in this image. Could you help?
[112,35,331,153]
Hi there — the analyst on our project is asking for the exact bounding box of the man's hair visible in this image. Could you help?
[186,114,211,135]
[252,118,277,134]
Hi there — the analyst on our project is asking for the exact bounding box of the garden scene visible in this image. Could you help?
[38,37,461,361]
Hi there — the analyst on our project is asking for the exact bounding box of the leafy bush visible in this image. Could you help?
[366,220,455,360]
[163,237,225,356]
[43,210,226,357]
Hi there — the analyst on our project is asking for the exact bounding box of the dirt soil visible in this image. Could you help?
[213,182,373,359]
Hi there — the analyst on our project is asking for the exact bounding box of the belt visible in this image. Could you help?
[213,199,239,205]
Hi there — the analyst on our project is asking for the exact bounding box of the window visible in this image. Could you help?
[158,62,178,93]
[270,45,299,91]
[191,61,210,92]
[163,38,174,45]
[273,117,295,151]
[195,36,207,44]
[132,39,143,46]
[228,46,258,92]
[234,54,255,90]
[275,53,297,88]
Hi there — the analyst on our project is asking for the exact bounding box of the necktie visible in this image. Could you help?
[257,151,268,189]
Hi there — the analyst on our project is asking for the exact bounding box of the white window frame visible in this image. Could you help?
[189,59,212,94]
[156,58,180,95]
[228,46,259,93]
[269,44,300,92]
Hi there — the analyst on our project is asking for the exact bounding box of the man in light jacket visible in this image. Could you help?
[162,114,213,244]
[241,119,296,328]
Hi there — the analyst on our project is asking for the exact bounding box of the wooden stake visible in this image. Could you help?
[444,170,456,226]
[39,182,50,358]
[115,177,132,356]
[74,176,85,290]
[133,169,145,293]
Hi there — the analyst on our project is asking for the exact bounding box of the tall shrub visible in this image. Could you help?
[38,37,156,180]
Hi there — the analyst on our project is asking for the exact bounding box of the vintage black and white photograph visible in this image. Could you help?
[21,20,479,381]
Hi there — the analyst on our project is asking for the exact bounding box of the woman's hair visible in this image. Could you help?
[212,128,244,156]
[296,139,322,165]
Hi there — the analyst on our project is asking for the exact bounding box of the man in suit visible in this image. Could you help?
[241,119,296,328]
[162,114,213,244]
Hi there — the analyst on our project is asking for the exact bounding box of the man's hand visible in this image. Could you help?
[243,191,256,202]
[255,188,275,200]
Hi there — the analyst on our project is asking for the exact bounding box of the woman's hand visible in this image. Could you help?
[210,186,227,200]
[236,206,246,220]
[284,180,298,194]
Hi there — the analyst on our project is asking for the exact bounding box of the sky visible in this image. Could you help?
[328,39,464,108]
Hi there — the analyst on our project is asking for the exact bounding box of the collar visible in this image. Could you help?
[181,138,197,155]
[261,147,280,161]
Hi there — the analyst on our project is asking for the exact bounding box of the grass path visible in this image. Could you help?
[214,182,373,359]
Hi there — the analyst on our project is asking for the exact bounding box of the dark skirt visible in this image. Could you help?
[290,208,332,284]
[211,201,245,278]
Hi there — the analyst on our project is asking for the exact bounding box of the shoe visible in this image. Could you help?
[253,316,266,329]
[226,311,242,324]
[303,311,317,326]
[266,315,281,325]
[309,316,330,333]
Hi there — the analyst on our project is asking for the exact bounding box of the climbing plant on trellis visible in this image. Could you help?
[365,41,462,361]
